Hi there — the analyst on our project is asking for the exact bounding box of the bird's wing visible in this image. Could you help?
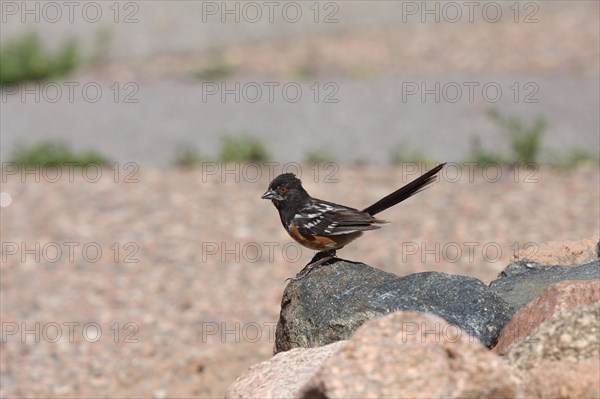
[294,199,381,236]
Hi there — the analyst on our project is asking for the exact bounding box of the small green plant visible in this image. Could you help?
[304,150,335,164]
[390,143,432,165]
[348,65,378,80]
[90,27,113,64]
[352,157,368,167]
[470,109,596,169]
[546,147,600,169]
[193,60,234,80]
[467,136,505,166]
[486,108,546,164]
[173,144,205,168]
[295,65,316,80]
[11,140,110,167]
[1,31,79,85]
[294,49,319,79]
[220,133,269,162]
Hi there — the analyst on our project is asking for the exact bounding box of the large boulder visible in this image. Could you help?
[275,259,513,352]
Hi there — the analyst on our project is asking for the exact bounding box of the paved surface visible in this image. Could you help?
[1,1,598,165]
[2,73,598,166]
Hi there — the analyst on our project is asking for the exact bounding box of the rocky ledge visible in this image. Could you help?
[226,238,600,398]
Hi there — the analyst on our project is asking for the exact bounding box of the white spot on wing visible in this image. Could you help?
[305,213,323,218]
[315,203,334,212]
[305,216,323,229]
[324,222,339,234]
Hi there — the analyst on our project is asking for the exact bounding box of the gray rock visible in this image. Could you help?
[489,260,600,312]
[275,260,514,352]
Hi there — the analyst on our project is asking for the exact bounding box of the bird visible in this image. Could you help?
[261,162,446,280]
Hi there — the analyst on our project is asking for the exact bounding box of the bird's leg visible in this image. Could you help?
[287,249,337,282]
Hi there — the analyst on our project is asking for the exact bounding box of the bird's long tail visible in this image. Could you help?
[362,163,446,216]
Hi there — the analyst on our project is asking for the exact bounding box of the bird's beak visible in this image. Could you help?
[261,189,283,201]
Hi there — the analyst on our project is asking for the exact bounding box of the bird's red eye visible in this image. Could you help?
[279,187,287,193]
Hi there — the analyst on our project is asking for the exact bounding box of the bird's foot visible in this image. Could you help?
[286,249,337,283]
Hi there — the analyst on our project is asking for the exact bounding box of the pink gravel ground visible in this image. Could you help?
[1,164,598,398]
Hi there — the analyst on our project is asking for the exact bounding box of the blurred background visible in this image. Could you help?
[1,1,599,398]
[1,1,599,164]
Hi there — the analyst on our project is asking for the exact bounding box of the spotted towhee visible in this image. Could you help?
[262,163,446,280]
